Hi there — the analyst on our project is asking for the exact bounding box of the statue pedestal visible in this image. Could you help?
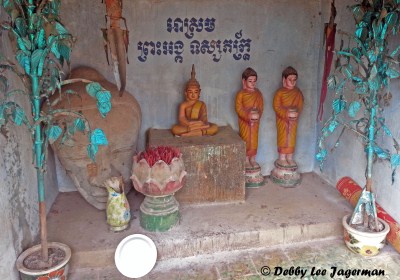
[245,165,265,188]
[270,160,301,187]
[140,195,180,232]
[148,126,246,203]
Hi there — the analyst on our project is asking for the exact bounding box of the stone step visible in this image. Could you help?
[68,237,400,280]
[46,172,352,272]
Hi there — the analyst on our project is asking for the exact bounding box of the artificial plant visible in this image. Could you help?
[0,0,111,264]
[317,0,400,232]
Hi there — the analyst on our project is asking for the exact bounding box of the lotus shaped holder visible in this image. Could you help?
[130,155,186,197]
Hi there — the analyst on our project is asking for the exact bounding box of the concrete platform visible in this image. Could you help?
[47,172,353,274]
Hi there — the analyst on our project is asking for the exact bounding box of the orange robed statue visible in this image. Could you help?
[273,66,304,167]
[171,65,218,137]
[235,67,264,168]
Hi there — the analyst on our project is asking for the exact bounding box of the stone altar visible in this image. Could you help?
[148,126,245,203]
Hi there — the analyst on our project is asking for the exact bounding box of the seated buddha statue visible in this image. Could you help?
[171,65,218,137]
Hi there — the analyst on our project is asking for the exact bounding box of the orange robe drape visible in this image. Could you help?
[235,89,264,157]
[273,87,303,154]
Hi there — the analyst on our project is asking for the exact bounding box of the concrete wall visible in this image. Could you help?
[58,0,323,190]
[0,12,59,279]
[315,0,400,223]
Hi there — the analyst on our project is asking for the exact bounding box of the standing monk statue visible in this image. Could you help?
[171,65,218,137]
[235,67,264,168]
[273,66,304,167]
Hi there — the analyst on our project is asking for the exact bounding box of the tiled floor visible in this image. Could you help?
[69,238,400,279]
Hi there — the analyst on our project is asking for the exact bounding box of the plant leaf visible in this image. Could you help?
[31,49,44,73]
[348,101,361,117]
[86,82,102,97]
[17,37,31,52]
[368,76,380,91]
[74,118,86,132]
[87,143,98,162]
[391,154,400,168]
[355,82,368,94]
[372,145,390,159]
[328,120,339,132]
[351,5,364,23]
[16,51,31,74]
[90,128,108,146]
[342,65,353,79]
[51,41,60,59]
[386,67,400,79]
[47,125,62,144]
[14,17,27,37]
[12,106,25,126]
[0,104,6,126]
[37,49,49,77]
[332,98,346,114]
[58,43,71,62]
[55,21,69,35]
[36,28,46,49]
[97,100,112,118]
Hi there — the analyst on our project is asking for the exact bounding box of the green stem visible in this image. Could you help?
[366,92,377,191]
[28,0,48,262]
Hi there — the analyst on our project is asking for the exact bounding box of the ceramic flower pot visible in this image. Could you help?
[131,153,186,231]
[16,242,71,280]
[342,214,390,257]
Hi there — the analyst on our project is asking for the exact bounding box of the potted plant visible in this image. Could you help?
[316,0,399,256]
[1,0,111,278]
[131,146,186,232]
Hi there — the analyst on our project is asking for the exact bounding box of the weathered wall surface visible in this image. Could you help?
[0,12,59,280]
[58,0,323,189]
[314,0,400,223]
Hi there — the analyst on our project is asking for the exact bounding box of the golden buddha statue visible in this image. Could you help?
[171,65,218,137]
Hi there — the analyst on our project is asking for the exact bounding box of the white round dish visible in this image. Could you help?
[115,234,157,278]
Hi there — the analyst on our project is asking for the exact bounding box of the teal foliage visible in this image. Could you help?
[0,1,113,167]
[87,129,108,161]
[74,118,86,132]
[86,82,102,97]
[96,90,112,117]
[47,125,62,144]
[332,98,347,114]
[348,101,361,118]
[316,0,400,186]
[317,0,400,181]
[91,128,108,146]
[391,154,400,168]
[11,105,25,125]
